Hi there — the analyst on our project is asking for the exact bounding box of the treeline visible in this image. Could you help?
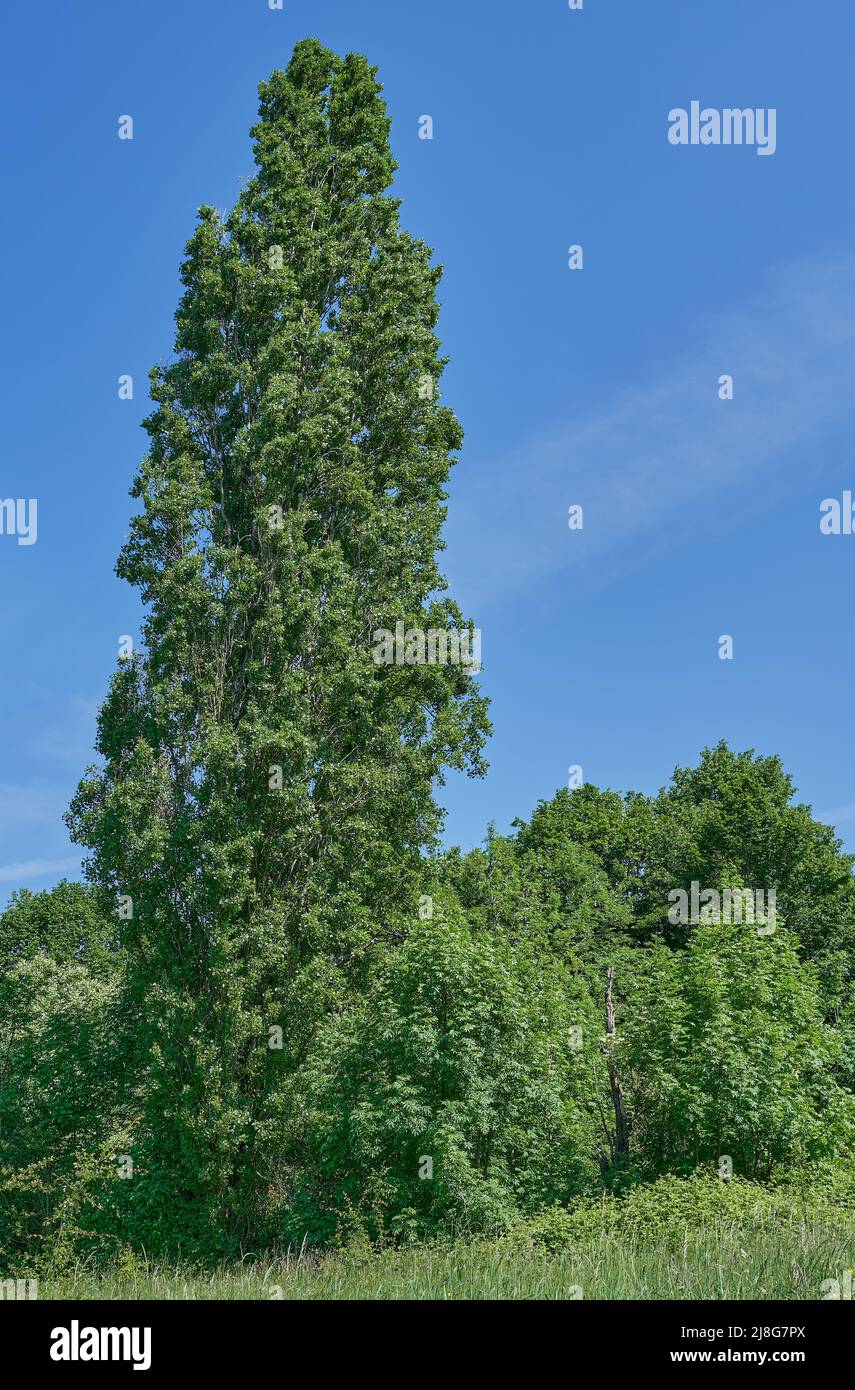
[1,742,854,1266]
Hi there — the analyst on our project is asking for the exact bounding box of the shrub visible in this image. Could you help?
[283,906,600,1244]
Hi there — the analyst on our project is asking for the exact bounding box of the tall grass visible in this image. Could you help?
[39,1217,853,1300]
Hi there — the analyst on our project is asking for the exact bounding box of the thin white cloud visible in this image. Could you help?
[447,254,855,607]
[816,804,855,826]
[0,855,81,885]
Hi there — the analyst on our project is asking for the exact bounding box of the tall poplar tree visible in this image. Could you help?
[67,39,489,1254]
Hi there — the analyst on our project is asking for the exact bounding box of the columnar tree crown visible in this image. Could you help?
[67,39,489,1251]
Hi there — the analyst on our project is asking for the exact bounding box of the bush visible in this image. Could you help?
[618,921,853,1179]
[283,905,601,1244]
[509,1172,855,1254]
[0,955,120,1269]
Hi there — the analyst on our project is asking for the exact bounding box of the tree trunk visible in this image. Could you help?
[599,965,629,1171]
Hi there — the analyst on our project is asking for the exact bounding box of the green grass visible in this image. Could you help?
[38,1217,854,1300]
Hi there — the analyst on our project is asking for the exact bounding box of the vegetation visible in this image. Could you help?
[1,39,853,1297]
[32,1176,855,1301]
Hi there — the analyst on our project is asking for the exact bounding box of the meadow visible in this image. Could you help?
[38,1179,855,1301]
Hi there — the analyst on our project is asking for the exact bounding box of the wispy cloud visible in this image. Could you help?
[0,855,82,885]
[816,804,855,827]
[448,254,855,607]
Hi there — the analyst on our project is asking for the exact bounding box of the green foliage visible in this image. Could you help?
[62,38,489,1256]
[0,954,119,1269]
[439,813,631,999]
[5,746,855,1266]
[650,743,855,1001]
[510,1173,855,1251]
[35,1185,855,1299]
[619,920,852,1178]
[284,907,600,1243]
[0,880,117,979]
[1,38,853,1280]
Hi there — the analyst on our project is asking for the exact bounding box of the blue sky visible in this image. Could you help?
[2,0,855,906]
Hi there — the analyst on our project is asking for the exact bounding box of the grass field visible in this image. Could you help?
[36,1217,854,1300]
